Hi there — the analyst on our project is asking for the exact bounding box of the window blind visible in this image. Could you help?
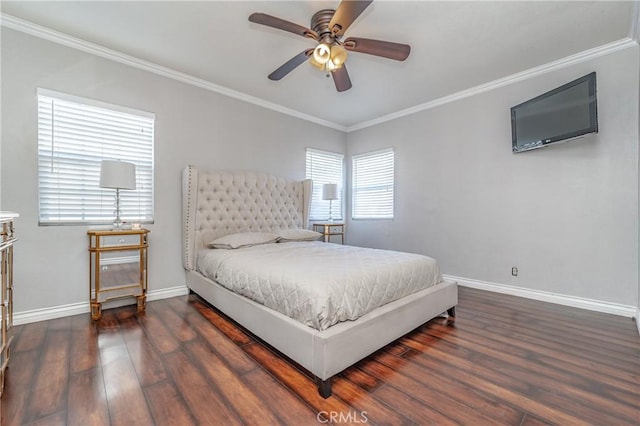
[305,148,344,221]
[352,148,394,219]
[37,89,155,225]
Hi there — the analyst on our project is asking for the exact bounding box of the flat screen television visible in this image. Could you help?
[511,72,598,153]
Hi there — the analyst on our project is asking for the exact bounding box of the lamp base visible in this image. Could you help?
[112,188,124,230]
[327,199,334,223]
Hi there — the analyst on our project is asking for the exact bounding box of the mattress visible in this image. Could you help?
[196,241,442,330]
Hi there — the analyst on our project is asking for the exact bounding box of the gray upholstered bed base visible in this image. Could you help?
[182,166,458,398]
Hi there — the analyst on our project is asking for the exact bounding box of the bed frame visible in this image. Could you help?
[182,166,457,398]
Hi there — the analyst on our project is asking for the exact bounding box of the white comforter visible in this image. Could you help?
[196,241,442,330]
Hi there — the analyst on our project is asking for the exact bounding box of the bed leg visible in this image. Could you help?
[316,378,332,399]
[447,306,456,317]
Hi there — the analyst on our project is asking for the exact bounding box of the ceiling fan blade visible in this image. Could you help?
[268,49,313,81]
[329,0,373,36]
[332,65,352,92]
[343,37,411,61]
[249,13,318,39]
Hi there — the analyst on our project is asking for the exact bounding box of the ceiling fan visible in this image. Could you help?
[248,0,410,92]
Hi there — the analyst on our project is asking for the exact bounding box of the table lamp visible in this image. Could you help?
[99,160,136,229]
[322,183,338,223]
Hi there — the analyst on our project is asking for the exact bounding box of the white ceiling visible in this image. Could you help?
[1,1,636,129]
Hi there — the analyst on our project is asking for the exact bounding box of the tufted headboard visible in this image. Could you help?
[182,166,312,270]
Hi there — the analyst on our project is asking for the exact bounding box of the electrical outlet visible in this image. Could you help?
[101,265,109,271]
[511,266,518,276]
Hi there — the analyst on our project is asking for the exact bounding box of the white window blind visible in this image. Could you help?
[37,89,155,225]
[305,148,343,221]
[352,148,394,219]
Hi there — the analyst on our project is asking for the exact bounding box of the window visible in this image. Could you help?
[305,148,343,221]
[37,89,154,225]
[352,148,394,219]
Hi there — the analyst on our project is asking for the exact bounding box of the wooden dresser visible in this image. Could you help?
[0,212,18,398]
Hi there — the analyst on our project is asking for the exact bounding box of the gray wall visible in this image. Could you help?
[2,25,638,315]
[1,28,346,313]
[346,47,639,306]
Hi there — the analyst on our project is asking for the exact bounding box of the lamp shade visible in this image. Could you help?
[99,160,136,190]
[322,183,338,200]
[330,44,348,67]
[313,43,331,65]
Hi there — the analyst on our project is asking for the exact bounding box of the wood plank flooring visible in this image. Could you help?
[2,287,639,425]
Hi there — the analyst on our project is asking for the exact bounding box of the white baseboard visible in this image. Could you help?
[444,274,637,318]
[14,278,639,335]
[13,285,190,325]
[146,285,190,302]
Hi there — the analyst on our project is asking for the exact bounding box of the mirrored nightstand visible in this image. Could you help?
[87,228,149,320]
[312,223,344,245]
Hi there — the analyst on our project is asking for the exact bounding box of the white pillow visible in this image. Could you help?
[208,232,279,249]
[275,228,322,242]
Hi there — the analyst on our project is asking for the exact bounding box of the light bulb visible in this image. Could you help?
[313,43,331,65]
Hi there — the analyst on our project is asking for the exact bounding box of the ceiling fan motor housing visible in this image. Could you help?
[311,9,338,43]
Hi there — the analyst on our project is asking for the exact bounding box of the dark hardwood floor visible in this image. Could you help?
[2,287,639,425]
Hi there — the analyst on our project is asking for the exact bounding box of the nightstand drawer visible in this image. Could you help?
[326,225,343,234]
[100,234,141,247]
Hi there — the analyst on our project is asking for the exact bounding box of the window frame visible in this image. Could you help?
[351,148,395,220]
[37,88,155,226]
[305,148,344,222]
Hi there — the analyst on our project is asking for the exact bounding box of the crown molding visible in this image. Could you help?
[347,37,637,132]
[0,13,347,132]
[1,12,635,134]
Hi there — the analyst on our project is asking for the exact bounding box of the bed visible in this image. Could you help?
[182,166,457,398]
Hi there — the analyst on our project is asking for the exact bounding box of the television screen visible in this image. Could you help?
[511,72,598,153]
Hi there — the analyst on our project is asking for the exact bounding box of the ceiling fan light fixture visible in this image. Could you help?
[310,42,347,72]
